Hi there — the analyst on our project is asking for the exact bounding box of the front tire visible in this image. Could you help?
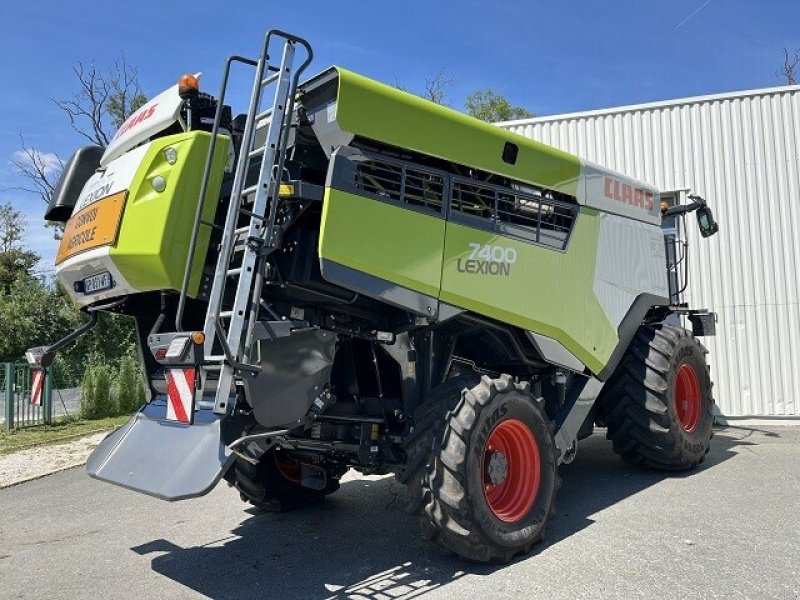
[599,324,714,470]
[422,375,559,563]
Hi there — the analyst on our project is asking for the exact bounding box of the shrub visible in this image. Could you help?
[116,354,146,414]
[80,363,116,419]
[79,365,96,420]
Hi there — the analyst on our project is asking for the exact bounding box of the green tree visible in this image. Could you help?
[464,89,534,122]
[0,201,39,289]
[0,276,76,362]
[0,201,26,251]
[0,249,39,292]
[58,312,137,386]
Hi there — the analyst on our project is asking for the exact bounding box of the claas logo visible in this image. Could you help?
[603,176,654,211]
[113,104,158,140]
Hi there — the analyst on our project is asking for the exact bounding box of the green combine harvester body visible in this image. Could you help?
[32,31,719,563]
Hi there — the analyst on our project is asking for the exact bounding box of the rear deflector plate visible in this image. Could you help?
[85,404,233,501]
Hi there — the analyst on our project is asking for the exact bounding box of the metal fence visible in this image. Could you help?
[1,363,53,431]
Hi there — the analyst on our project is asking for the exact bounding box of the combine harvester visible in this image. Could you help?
[29,30,719,562]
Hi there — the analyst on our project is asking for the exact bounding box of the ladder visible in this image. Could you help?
[176,30,313,415]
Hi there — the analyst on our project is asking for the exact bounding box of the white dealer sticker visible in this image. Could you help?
[100,78,193,167]
[74,143,149,213]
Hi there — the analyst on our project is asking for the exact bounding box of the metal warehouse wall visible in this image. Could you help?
[500,85,800,419]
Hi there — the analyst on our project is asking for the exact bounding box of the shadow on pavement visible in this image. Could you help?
[132,428,752,600]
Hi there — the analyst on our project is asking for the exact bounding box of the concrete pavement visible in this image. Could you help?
[1,426,798,599]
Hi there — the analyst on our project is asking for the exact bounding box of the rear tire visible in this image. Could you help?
[229,448,339,512]
[421,375,559,563]
[398,375,480,516]
[599,324,714,470]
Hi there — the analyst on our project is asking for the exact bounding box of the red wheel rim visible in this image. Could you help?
[482,418,540,523]
[675,364,702,432]
[274,451,302,483]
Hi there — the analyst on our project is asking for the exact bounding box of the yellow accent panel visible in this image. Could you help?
[439,209,618,373]
[319,189,445,298]
[109,132,229,296]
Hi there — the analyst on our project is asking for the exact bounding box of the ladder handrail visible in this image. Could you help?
[175,29,312,332]
[201,44,273,357]
[165,29,313,416]
[175,55,258,332]
[241,38,313,361]
[209,40,296,364]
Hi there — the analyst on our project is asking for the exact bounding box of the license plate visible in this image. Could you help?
[81,271,113,294]
[56,191,128,265]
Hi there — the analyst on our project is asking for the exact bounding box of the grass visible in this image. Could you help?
[0,415,130,455]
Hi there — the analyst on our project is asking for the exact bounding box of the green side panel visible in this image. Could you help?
[109,131,229,296]
[332,68,581,196]
[319,189,445,298]
[439,208,617,374]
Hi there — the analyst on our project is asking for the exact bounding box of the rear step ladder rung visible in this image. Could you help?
[255,108,273,121]
[261,72,280,86]
[242,184,261,196]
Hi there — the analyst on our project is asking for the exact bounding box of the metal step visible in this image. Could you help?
[255,108,273,122]
[242,184,261,196]
[262,72,280,86]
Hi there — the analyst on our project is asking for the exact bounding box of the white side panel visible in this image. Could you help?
[74,142,149,213]
[101,83,184,166]
[581,160,661,226]
[593,213,669,327]
[501,85,800,418]
[55,246,139,307]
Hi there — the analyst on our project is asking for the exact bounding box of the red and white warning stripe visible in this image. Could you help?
[30,370,44,406]
[166,368,195,424]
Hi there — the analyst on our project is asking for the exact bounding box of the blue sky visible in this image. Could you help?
[1,0,797,268]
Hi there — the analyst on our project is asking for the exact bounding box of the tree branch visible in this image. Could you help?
[423,70,456,106]
[9,135,63,205]
[778,47,800,85]
[49,56,145,147]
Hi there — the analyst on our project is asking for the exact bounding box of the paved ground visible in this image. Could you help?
[1,426,798,600]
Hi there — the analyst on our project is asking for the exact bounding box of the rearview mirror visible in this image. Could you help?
[696,206,718,238]
[697,206,719,237]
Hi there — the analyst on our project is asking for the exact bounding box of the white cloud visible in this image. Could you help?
[11,148,63,177]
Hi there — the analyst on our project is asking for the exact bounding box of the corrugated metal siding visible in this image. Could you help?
[502,87,800,418]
